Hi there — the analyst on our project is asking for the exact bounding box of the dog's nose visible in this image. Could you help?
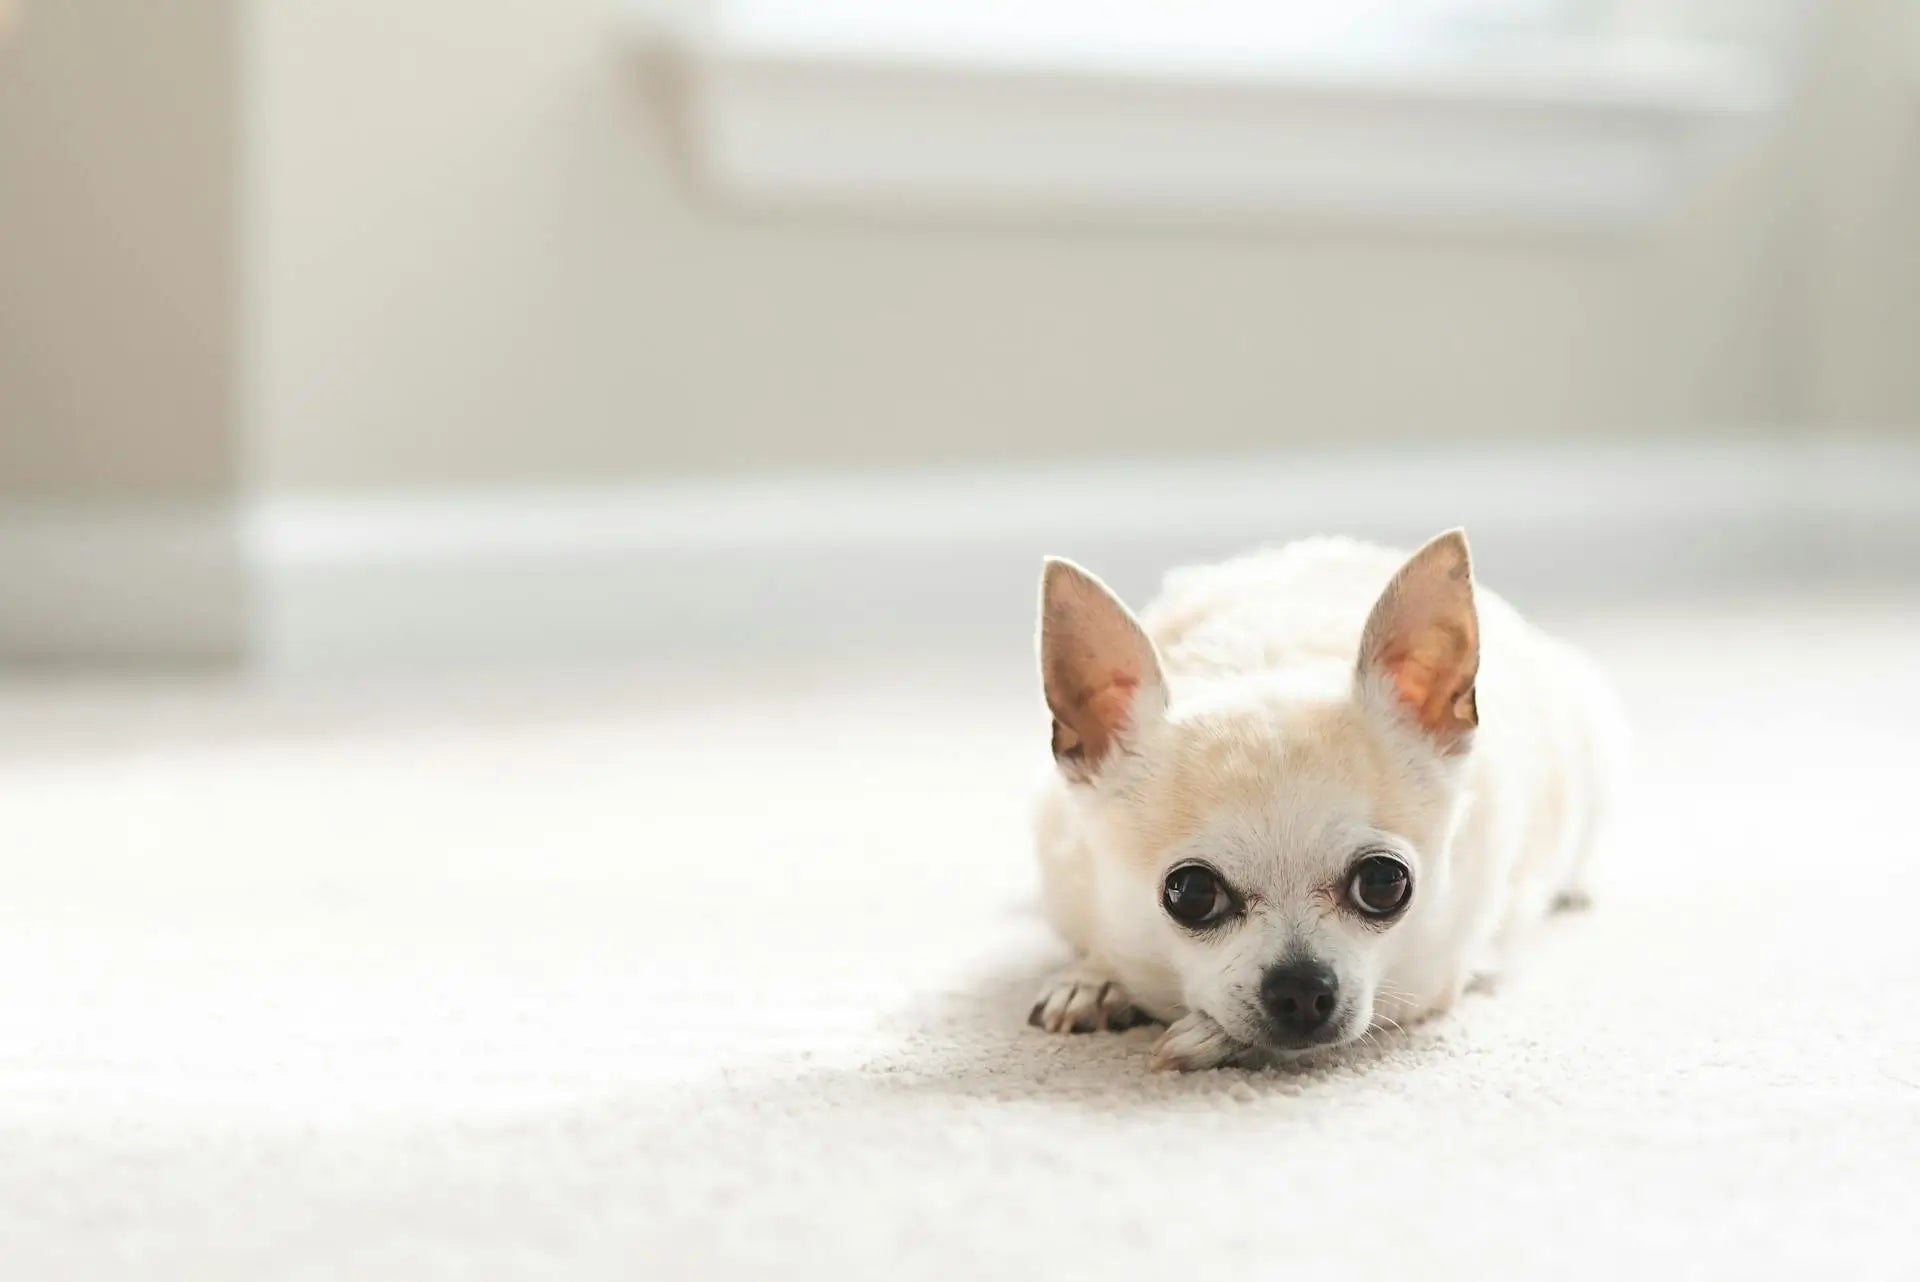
[1260,961,1339,1036]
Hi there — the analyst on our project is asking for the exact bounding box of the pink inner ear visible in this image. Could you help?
[1389,653,1439,712]
[1071,672,1140,764]
[1087,674,1139,725]
[1380,631,1476,748]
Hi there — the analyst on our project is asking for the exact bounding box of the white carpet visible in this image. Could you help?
[2,598,1917,1280]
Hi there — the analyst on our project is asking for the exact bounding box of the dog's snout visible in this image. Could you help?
[1260,961,1338,1036]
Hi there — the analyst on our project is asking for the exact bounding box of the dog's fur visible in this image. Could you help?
[1029,531,1625,1070]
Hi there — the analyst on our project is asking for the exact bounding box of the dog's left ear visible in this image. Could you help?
[1039,558,1167,781]
[1356,529,1480,753]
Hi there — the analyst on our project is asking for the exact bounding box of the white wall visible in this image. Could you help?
[244,0,1918,496]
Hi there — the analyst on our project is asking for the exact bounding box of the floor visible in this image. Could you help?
[2,597,1918,1280]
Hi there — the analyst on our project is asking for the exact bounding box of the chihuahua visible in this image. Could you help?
[1029,530,1623,1070]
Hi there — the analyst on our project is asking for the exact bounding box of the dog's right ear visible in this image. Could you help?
[1039,558,1167,781]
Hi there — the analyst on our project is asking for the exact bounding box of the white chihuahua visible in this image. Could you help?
[1029,530,1624,1070]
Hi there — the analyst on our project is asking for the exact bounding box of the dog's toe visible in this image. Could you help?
[1149,1011,1248,1071]
[1031,967,1145,1034]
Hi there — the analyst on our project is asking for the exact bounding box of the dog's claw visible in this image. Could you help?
[1150,1011,1249,1072]
[1031,966,1145,1034]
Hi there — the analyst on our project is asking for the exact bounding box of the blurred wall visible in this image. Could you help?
[0,0,240,502]
[2,2,1915,504]
[246,0,1917,493]
[1802,0,1920,424]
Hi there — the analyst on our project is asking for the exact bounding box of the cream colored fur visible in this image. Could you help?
[1031,533,1625,1070]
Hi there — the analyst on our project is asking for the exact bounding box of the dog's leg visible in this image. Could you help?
[1149,1011,1253,1072]
[1028,961,1148,1034]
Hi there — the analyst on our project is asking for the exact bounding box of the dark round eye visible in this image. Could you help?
[1348,854,1413,918]
[1162,864,1234,927]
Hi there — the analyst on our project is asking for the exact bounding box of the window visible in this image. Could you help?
[637,0,1798,226]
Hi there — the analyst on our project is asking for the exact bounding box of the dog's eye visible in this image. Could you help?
[1162,864,1234,927]
[1347,854,1412,917]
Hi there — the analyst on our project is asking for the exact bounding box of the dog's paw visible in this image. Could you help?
[1028,964,1148,1034]
[1149,1011,1250,1072]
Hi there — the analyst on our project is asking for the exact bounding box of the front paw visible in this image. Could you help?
[1149,1011,1252,1072]
[1028,964,1148,1034]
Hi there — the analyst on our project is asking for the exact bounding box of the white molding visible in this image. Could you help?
[10,441,1913,674]
[246,439,1920,677]
[0,502,246,666]
[642,4,1786,227]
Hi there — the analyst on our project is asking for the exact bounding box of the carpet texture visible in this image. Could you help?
[2,600,1917,1280]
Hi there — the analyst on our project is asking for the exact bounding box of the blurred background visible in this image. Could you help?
[1,0,1915,677]
[4,4,1920,1278]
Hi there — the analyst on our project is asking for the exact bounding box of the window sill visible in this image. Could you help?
[633,5,1786,230]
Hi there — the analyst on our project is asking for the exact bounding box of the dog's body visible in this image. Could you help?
[1030,533,1624,1070]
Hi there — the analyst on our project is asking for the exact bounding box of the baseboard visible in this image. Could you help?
[0,501,247,666]
[6,441,1911,674]
[244,438,1920,678]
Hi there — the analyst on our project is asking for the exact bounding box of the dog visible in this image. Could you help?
[1028,530,1624,1070]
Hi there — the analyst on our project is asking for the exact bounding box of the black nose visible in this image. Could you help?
[1260,961,1339,1036]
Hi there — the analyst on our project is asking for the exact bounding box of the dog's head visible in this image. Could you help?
[1038,532,1479,1056]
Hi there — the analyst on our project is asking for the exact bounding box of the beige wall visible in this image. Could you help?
[0,0,240,501]
[1802,0,1920,425]
[2,2,1914,503]
[246,0,1825,492]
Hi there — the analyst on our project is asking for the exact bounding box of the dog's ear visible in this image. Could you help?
[1039,558,1167,781]
[1356,529,1480,754]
